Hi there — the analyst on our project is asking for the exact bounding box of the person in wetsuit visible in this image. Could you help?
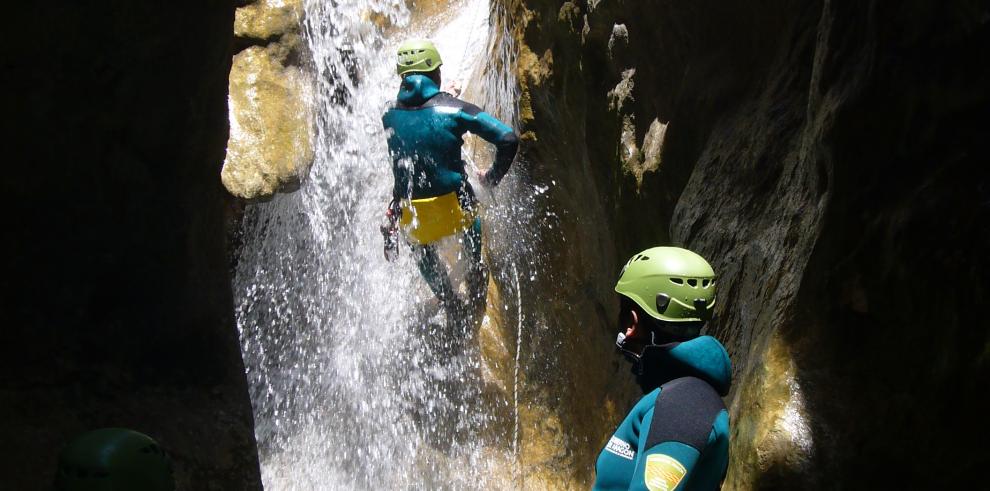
[595,247,732,491]
[381,39,518,314]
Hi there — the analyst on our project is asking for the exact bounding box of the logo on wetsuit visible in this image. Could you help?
[644,454,687,491]
[604,436,636,460]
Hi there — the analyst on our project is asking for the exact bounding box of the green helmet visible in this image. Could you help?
[54,428,175,491]
[396,39,442,76]
[615,246,717,324]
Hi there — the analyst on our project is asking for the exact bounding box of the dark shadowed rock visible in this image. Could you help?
[508,0,989,487]
[1,2,262,489]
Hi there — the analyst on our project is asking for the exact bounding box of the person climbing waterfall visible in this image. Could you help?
[53,428,175,490]
[594,247,732,491]
[380,39,518,316]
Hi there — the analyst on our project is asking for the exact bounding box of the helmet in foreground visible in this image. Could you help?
[615,246,717,324]
[54,428,175,491]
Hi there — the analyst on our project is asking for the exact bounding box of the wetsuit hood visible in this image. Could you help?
[634,335,732,396]
[397,73,440,107]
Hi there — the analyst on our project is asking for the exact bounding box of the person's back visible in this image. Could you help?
[382,73,516,201]
[594,336,731,491]
[594,247,732,490]
[379,39,517,314]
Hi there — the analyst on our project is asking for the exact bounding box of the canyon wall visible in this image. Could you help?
[505,0,989,487]
[3,0,985,489]
[1,2,262,489]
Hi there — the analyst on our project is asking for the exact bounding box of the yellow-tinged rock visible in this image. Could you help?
[408,0,454,18]
[621,117,668,189]
[235,0,304,40]
[478,278,515,392]
[514,403,587,489]
[222,43,314,200]
[725,333,813,490]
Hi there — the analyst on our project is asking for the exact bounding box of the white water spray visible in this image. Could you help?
[232,0,559,488]
[511,262,523,484]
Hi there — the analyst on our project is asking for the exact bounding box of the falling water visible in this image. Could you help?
[232,0,559,488]
[510,262,523,482]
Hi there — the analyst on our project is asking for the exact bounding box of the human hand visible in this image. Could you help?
[385,200,402,223]
[381,204,400,262]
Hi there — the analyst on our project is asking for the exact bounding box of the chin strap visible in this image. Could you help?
[616,332,687,392]
[615,331,659,367]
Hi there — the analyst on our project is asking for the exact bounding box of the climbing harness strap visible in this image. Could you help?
[644,376,726,452]
[399,191,478,245]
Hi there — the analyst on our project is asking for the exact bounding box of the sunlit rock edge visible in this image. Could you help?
[222,0,314,201]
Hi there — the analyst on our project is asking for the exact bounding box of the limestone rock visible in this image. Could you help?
[619,117,668,189]
[726,334,813,489]
[607,23,628,58]
[606,68,634,112]
[638,119,667,177]
[557,2,582,32]
[506,0,989,487]
[234,0,303,41]
[223,0,311,201]
[222,42,313,200]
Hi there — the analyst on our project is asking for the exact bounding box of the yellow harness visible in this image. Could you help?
[399,191,477,245]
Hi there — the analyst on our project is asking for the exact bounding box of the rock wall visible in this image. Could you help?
[1,2,262,489]
[504,0,989,488]
[222,0,314,201]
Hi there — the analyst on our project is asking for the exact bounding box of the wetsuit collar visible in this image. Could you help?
[628,336,732,395]
[397,73,440,107]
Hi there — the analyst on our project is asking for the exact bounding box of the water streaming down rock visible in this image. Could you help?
[233,0,557,488]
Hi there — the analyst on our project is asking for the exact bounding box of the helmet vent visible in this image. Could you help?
[656,293,671,312]
[702,279,710,287]
[688,279,698,287]
[670,278,684,284]
[640,255,650,261]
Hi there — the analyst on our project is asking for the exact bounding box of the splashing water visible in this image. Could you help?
[233,0,559,488]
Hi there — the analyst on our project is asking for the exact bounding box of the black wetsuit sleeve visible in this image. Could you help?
[457,102,518,186]
[382,112,404,201]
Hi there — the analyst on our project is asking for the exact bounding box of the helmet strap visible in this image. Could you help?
[614,329,659,364]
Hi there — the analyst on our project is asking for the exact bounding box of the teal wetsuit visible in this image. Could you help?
[382,74,517,307]
[594,336,732,491]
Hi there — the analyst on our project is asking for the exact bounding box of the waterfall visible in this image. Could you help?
[232,0,555,488]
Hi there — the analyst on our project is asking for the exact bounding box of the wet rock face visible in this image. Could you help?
[1,2,261,489]
[222,0,314,200]
[508,0,989,488]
